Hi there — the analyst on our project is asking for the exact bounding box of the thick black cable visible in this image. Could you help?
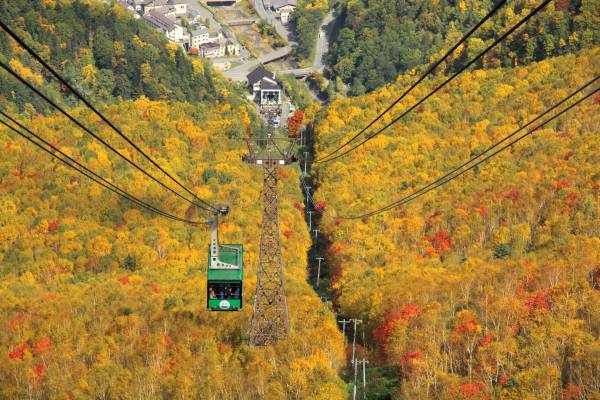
[338,84,599,219]
[0,110,206,224]
[314,0,508,162]
[0,115,209,225]
[0,19,219,213]
[317,0,552,163]
[338,75,599,217]
[0,59,215,213]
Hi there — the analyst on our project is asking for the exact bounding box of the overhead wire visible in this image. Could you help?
[316,0,552,163]
[337,79,600,219]
[0,18,219,213]
[0,59,216,213]
[0,112,209,225]
[314,0,509,162]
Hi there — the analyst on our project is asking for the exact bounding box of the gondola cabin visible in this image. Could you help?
[207,215,243,311]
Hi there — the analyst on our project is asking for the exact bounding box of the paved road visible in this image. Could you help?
[224,45,292,80]
[223,4,339,81]
[252,0,296,44]
[277,8,337,76]
[314,9,336,69]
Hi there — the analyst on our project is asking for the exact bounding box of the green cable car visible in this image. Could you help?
[207,208,243,311]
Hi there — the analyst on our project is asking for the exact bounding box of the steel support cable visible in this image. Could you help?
[0,115,208,225]
[0,19,219,213]
[304,76,598,219]
[338,82,600,219]
[0,60,215,213]
[314,0,509,163]
[317,0,552,164]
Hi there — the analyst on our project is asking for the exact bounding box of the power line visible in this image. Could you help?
[0,113,208,225]
[317,0,552,163]
[338,81,599,219]
[314,0,508,162]
[0,59,215,213]
[0,19,219,213]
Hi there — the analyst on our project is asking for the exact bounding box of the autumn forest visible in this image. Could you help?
[0,0,599,399]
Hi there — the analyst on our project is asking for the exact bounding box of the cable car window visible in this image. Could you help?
[208,283,241,300]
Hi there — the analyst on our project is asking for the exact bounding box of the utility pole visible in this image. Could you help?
[303,151,308,175]
[338,318,352,338]
[351,318,363,400]
[243,112,297,346]
[315,256,324,286]
[358,358,369,400]
[304,185,311,203]
[307,210,313,231]
[313,228,320,241]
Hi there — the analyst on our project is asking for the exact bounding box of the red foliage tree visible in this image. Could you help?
[34,363,47,378]
[33,336,51,356]
[426,230,452,255]
[454,318,480,335]
[524,290,550,313]
[161,334,173,348]
[399,349,424,376]
[314,200,327,212]
[563,383,583,400]
[478,332,494,347]
[9,342,29,360]
[453,381,487,399]
[374,304,421,346]
[555,179,573,190]
[118,276,129,285]
[287,110,304,137]
[47,220,60,234]
[293,202,304,212]
[498,374,510,385]
[217,343,231,352]
[149,283,160,293]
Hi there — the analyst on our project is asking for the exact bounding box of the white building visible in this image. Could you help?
[190,26,210,48]
[208,29,224,41]
[137,0,169,14]
[169,0,188,16]
[200,42,225,58]
[226,40,240,56]
[247,66,282,105]
[143,10,189,46]
[270,0,297,24]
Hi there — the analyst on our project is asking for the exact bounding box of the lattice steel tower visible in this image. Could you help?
[243,116,297,346]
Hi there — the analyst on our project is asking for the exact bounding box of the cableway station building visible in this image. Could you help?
[247,66,282,106]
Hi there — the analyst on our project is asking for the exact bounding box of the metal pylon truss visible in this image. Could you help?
[244,123,297,345]
[249,162,290,345]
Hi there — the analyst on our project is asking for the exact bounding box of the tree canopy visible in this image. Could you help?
[328,0,600,94]
[312,48,600,399]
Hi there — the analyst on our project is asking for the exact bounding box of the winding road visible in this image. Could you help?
[252,0,296,44]
[278,8,336,77]
[224,5,338,81]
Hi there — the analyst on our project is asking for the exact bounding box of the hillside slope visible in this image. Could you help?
[0,0,221,113]
[0,99,346,399]
[329,0,600,94]
[312,49,599,399]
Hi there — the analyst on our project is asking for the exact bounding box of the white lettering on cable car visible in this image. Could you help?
[219,300,231,309]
